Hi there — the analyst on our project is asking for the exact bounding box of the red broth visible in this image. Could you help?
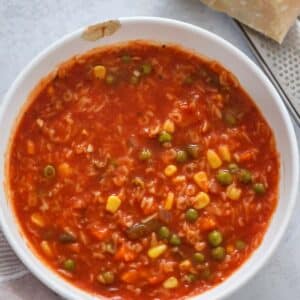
[8,41,279,299]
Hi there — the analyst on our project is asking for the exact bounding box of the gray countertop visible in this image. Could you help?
[0,1,299,299]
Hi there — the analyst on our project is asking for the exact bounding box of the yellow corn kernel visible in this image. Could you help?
[226,244,235,254]
[164,165,177,177]
[194,192,210,209]
[193,171,208,191]
[93,65,106,79]
[226,185,242,200]
[163,119,175,133]
[179,259,191,271]
[207,149,222,169]
[163,276,178,289]
[26,140,35,155]
[40,241,53,257]
[218,145,231,162]
[30,212,45,227]
[164,192,174,210]
[58,162,72,177]
[106,195,121,213]
[148,244,167,258]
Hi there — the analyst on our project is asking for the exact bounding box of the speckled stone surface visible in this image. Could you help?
[0,1,299,299]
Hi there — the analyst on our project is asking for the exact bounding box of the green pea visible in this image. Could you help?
[121,54,131,63]
[183,273,197,283]
[235,240,246,250]
[158,131,172,144]
[43,164,56,178]
[223,111,236,126]
[139,148,152,161]
[141,63,152,75]
[208,230,223,247]
[176,150,188,163]
[201,268,211,280]
[106,74,116,85]
[158,226,170,239]
[186,144,200,159]
[169,234,181,246]
[238,169,252,184]
[211,246,226,261]
[185,208,199,222]
[193,252,205,264]
[216,170,233,186]
[63,259,75,271]
[228,163,239,174]
[253,183,266,195]
[97,271,115,285]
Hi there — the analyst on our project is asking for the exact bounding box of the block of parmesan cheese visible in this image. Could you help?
[201,0,300,43]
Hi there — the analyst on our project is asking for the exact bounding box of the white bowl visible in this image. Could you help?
[0,17,298,300]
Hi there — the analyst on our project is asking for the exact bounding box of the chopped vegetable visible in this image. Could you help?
[130,75,139,85]
[106,74,116,84]
[216,170,233,185]
[164,192,174,210]
[183,273,197,283]
[40,241,52,257]
[164,165,177,177]
[186,144,200,159]
[235,240,246,250]
[58,162,72,177]
[139,148,152,161]
[59,232,76,243]
[185,208,199,222]
[43,164,55,178]
[158,226,170,239]
[30,213,45,227]
[176,150,188,163]
[238,169,252,184]
[63,259,76,271]
[121,269,139,283]
[148,244,167,258]
[179,259,192,270]
[163,276,178,289]
[169,234,181,246]
[226,185,242,200]
[163,119,175,133]
[223,111,237,126]
[193,192,210,209]
[158,131,172,144]
[218,145,231,162]
[93,65,106,79]
[211,246,226,261]
[193,171,208,191]
[253,183,266,195]
[97,271,115,285]
[208,230,223,247]
[106,195,121,213]
[207,149,222,169]
[141,63,153,75]
[132,176,145,188]
[193,252,205,264]
[228,163,239,173]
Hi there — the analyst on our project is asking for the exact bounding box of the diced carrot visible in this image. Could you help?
[67,243,80,253]
[148,275,165,285]
[121,269,139,283]
[235,149,257,162]
[199,217,216,231]
[26,140,35,155]
[89,227,108,241]
[115,245,137,262]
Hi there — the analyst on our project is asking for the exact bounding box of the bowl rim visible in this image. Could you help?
[0,16,298,300]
